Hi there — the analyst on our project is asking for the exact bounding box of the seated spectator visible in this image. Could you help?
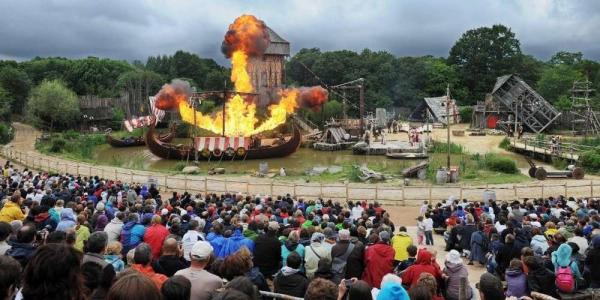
[152,238,188,277]
[0,256,21,300]
[376,280,410,300]
[130,243,168,289]
[181,219,205,261]
[104,212,125,243]
[586,235,600,288]
[219,246,269,292]
[223,276,261,300]
[396,244,417,273]
[104,241,125,273]
[281,230,305,267]
[6,224,37,268]
[401,249,442,288]
[443,250,472,300]
[175,241,223,300]
[362,231,395,288]
[336,278,372,300]
[107,272,162,300]
[161,275,191,300]
[305,232,332,279]
[505,259,528,298]
[408,285,433,300]
[0,194,25,223]
[83,231,110,269]
[0,221,12,255]
[391,227,412,264]
[530,227,549,256]
[56,208,77,232]
[144,215,169,260]
[274,252,309,298]
[477,272,504,300]
[416,273,443,300]
[21,243,86,300]
[253,221,281,278]
[305,278,338,300]
[523,256,558,298]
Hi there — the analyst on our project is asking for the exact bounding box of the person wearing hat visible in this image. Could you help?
[443,250,472,300]
[175,241,223,300]
[362,230,395,289]
[305,232,332,280]
[253,221,282,279]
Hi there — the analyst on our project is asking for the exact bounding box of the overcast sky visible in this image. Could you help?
[0,0,598,65]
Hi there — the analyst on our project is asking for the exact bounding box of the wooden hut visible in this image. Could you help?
[408,96,460,126]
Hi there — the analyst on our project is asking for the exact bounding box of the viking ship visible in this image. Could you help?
[106,124,176,147]
[145,117,301,160]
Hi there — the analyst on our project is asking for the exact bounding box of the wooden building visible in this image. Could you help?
[248,26,290,107]
[408,96,460,125]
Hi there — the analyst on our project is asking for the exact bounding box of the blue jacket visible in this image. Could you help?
[207,232,226,258]
[56,208,76,232]
[219,230,255,258]
[281,241,305,267]
[120,221,146,254]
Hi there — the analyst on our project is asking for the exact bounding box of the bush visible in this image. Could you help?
[580,149,600,173]
[49,137,67,152]
[430,141,465,154]
[499,137,510,150]
[483,154,519,174]
[459,106,473,123]
[0,123,12,144]
[63,130,80,140]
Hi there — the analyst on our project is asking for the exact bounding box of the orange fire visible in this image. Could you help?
[155,15,329,137]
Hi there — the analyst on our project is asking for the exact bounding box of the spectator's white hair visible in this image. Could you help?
[381,273,402,287]
[338,229,350,241]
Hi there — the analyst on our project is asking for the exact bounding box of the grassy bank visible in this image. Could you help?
[35,130,105,161]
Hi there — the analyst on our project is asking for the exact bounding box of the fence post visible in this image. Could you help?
[345,184,349,200]
[114,169,117,180]
[204,177,208,194]
[541,185,544,198]
[564,183,568,196]
[514,185,517,198]
[130,171,134,183]
[292,183,295,197]
[591,180,594,197]
[428,186,432,202]
[401,187,405,206]
[89,166,92,177]
[320,184,323,198]
[459,187,463,200]
[375,185,379,200]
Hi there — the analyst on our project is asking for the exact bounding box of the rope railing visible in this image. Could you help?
[2,147,600,203]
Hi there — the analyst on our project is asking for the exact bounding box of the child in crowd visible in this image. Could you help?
[395,244,418,274]
[505,259,528,298]
[424,212,434,246]
[417,216,425,245]
[104,241,125,272]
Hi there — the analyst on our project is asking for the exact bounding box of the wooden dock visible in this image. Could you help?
[509,139,580,161]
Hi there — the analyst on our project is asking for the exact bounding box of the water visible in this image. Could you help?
[93,140,534,176]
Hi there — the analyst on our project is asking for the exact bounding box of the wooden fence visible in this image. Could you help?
[3,146,600,206]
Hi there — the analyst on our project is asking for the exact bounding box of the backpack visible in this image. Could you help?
[555,261,576,293]
[331,243,355,284]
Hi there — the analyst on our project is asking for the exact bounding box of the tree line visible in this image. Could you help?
[0,24,599,131]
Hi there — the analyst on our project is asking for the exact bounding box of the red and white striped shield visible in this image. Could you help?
[193,136,250,151]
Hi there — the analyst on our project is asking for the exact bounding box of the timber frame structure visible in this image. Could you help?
[491,74,561,133]
[570,79,599,135]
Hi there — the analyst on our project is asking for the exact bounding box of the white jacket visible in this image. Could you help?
[304,242,332,279]
[103,218,124,243]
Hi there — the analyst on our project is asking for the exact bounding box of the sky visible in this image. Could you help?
[0,0,599,65]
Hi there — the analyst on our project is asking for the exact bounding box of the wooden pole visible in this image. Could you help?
[591,180,594,197]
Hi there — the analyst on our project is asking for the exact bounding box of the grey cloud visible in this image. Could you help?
[0,0,598,64]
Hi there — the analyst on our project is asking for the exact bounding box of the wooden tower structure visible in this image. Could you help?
[247,26,290,107]
[570,79,599,135]
[491,74,561,133]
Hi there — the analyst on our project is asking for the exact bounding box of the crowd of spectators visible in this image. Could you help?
[3,159,600,300]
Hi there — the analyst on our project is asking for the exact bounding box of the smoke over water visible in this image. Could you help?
[154,79,192,110]
[299,86,329,110]
[221,15,270,58]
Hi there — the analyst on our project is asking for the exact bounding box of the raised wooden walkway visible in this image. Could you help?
[509,139,580,161]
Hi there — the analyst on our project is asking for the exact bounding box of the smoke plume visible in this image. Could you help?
[221,14,270,58]
[299,86,329,110]
[154,79,192,110]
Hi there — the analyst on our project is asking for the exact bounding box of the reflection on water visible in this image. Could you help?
[93,140,533,175]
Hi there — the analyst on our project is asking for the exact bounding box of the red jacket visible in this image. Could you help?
[362,242,395,288]
[143,224,169,259]
[131,264,167,289]
[401,250,443,288]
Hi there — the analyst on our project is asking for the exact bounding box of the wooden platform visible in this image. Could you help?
[510,140,579,161]
[352,140,422,155]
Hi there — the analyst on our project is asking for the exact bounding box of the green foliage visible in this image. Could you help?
[580,149,600,173]
[482,154,519,174]
[0,65,31,114]
[65,57,134,97]
[27,80,80,130]
[448,25,523,105]
[116,69,164,101]
[0,87,12,121]
[549,51,583,66]
[459,106,473,123]
[499,137,511,150]
[554,95,573,111]
[146,51,230,89]
[112,108,125,129]
[0,123,13,144]
[300,100,344,127]
[173,161,188,172]
[430,141,465,154]
[552,158,568,170]
[537,64,583,103]
[49,137,67,152]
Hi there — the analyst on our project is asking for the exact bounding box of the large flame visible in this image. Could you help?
[155,15,329,137]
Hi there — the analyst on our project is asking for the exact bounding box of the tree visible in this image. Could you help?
[0,86,12,121]
[286,48,322,86]
[536,64,583,103]
[549,51,583,66]
[0,66,31,113]
[27,80,80,130]
[448,25,523,105]
[64,57,134,97]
